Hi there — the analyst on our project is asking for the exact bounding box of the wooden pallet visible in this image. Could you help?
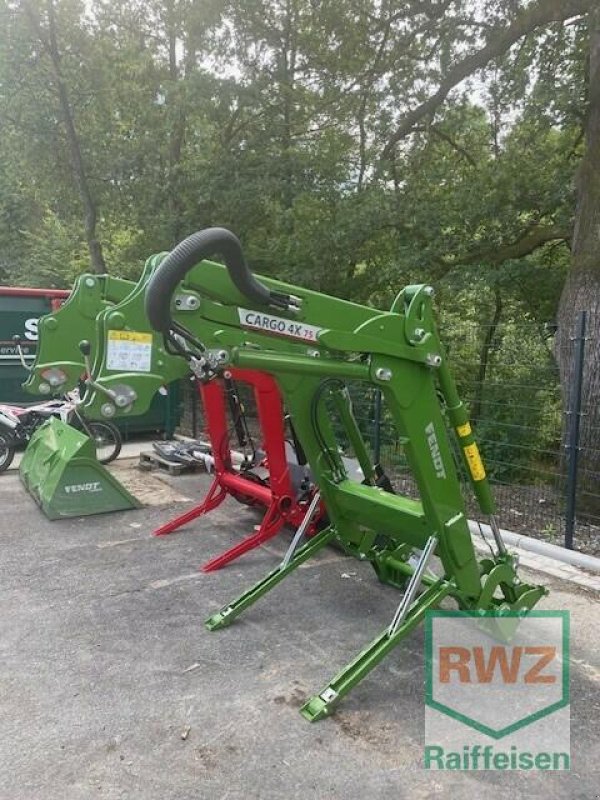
[138,450,200,476]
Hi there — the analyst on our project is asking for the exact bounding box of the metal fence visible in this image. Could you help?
[179,311,600,556]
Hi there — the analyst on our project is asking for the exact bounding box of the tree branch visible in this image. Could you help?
[415,124,478,166]
[381,0,594,160]
[463,224,570,266]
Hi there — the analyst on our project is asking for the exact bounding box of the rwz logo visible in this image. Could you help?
[425,611,569,744]
[439,645,557,685]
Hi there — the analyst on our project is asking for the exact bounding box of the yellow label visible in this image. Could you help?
[456,422,472,438]
[108,330,152,344]
[463,443,486,481]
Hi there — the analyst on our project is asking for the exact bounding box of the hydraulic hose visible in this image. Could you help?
[145,227,299,335]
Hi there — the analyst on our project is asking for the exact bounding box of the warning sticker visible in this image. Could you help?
[106,330,153,372]
[238,308,322,342]
[456,422,472,438]
[463,443,486,482]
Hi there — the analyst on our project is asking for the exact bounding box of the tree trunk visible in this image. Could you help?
[166,25,186,241]
[45,0,106,273]
[556,7,600,518]
[24,0,106,273]
[280,0,297,212]
[471,289,503,425]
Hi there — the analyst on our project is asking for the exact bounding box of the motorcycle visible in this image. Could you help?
[0,392,122,473]
[0,335,123,473]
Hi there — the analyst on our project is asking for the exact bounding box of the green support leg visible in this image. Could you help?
[205,525,337,631]
[300,580,452,721]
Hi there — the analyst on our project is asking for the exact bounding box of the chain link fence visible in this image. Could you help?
[179,311,600,556]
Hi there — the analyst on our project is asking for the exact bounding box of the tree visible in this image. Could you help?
[0,0,597,515]
[369,0,598,512]
[556,7,600,513]
[21,0,107,272]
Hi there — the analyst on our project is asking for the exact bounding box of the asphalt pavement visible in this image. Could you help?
[0,466,598,799]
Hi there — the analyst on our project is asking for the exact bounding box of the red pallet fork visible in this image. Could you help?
[153,368,321,572]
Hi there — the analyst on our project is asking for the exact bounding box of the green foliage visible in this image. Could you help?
[442,305,562,483]
[18,211,89,287]
[0,0,593,494]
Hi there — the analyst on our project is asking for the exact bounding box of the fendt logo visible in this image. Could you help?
[64,482,102,494]
[425,422,446,479]
[424,611,570,771]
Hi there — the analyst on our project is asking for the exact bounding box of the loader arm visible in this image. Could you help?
[23,273,134,397]
[143,227,548,720]
[79,253,187,419]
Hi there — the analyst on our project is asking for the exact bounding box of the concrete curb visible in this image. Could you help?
[470,520,600,592]
[469,520,600,574]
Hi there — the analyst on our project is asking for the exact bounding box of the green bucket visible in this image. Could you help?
[19,418,140,520]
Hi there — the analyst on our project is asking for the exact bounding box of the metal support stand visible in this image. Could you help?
[300,579,452,722]
[488,514,507,557]
[205,526,336,631]
[388,535,437,636]
[281,491,322,568]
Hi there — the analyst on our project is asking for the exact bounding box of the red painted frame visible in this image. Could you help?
[153,369,320,572]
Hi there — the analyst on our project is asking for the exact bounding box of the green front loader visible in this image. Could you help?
[141,227,548,721]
